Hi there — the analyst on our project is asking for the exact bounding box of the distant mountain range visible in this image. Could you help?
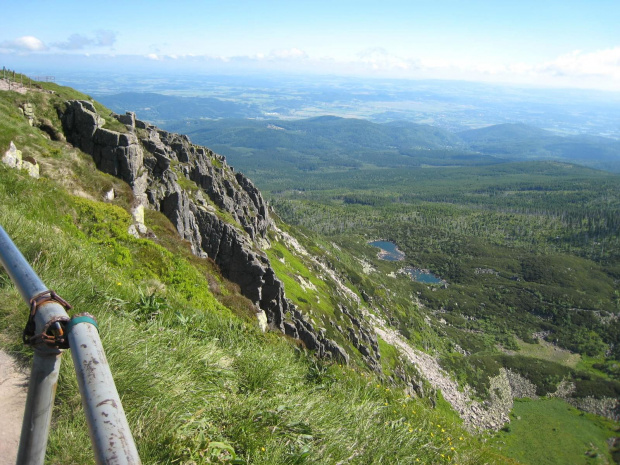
[95,92,260,122]
[97,92,620,174]
[164,117,620,174]
[460,123,620,169]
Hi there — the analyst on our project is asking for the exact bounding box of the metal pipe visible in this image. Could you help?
[16,349,62,465]
[0,226,140,463]
[67,316,141,464]
[0,225,47,302]
[0,225,68,464]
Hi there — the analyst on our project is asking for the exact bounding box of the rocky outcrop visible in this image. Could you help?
[549,380,619,421]
[568,397,620,422]
[60,101,347,362]
[20,103,34,126]
[505,369,538,399]
[340,304,381,370]
[2,141,39,178]
[61,101,148,202]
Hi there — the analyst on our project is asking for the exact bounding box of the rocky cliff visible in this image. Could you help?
[60,100,347,361]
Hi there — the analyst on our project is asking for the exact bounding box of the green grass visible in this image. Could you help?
[266,237,338,318]
[493,398,617,465]
[514,338,581,368]
[377,336,400,377]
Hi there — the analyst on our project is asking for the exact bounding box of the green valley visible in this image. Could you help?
[162,108,620,463]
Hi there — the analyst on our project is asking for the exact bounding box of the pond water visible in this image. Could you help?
[402,267,443,284]
[369,240,405,261]
[370,240,444,284]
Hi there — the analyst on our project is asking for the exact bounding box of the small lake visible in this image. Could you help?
[370,240,444,284]
[402,267,443,284]
[369,240,405,261]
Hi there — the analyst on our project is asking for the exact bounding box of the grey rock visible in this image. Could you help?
[323,339,349,363]
[284,321,299,339]
[2,141,22,169]
[117,111,136,128]
[2,142,39,178]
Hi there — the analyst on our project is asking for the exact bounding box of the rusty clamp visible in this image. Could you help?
[23,289,72,348]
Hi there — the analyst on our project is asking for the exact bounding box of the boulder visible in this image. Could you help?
[2,142,39,178]
[2,141,22,169]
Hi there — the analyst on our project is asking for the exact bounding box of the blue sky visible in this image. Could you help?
[1,0,619,91]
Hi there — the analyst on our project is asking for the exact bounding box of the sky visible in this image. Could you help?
[1,0,619,91]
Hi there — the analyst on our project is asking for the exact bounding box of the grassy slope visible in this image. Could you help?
[493,398,617,465]
[0,83,507,463]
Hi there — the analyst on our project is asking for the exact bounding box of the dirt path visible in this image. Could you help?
[0,79,29,94]
[0,350,28,465]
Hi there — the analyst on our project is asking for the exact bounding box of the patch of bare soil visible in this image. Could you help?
[0,350,28,465]
[0,79,29,94]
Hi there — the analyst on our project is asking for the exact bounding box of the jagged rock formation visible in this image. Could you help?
[339,304,381,371]
[60,100,347,361]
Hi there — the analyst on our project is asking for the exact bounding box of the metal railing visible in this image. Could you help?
[0,225,140,465]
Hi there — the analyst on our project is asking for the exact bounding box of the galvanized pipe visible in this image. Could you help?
[0,225,47,302]
[67,316,141,464]
[0,225,68,465]
[16,349,62,465]
[0,225,140,464]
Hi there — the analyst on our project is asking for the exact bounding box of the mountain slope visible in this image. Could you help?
[1,78,514,463]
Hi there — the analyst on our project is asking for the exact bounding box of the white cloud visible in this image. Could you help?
[53,34,94,50]
[0,36,47,52]
[95,30,116,47]
[231,48,308,62]
[146,53,161,60]
[357,48,413,71]
[366,46,620,89]
[52,30,117,50]
[268,48,308,60]
[538,47,620,80]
